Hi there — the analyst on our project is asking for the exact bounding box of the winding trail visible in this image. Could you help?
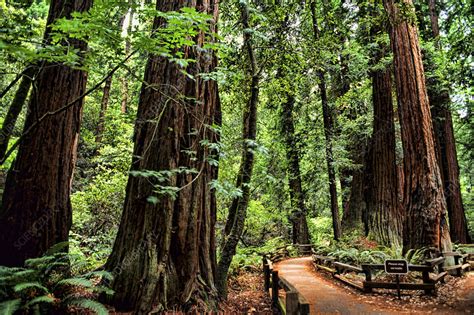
[275,257,394,314]
[275,256,474,315]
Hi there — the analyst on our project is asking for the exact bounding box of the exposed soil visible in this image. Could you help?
[220,271,274,314]
[275,256,474,315]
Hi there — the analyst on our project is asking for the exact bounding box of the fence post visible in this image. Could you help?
[422,270,433,295]
[271,270,279,306]
[263,256,270,291]
[286,291,298,315]
[361,264,372,293]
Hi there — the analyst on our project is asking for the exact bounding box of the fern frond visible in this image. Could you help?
[0,299,21,315]
[45,242,70,255]
[56,278,93,288]
[84,270,114,281]
[26,295,56,307]
[67,298,109,315]
[14,282,49,294]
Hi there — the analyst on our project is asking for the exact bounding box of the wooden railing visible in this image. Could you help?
[312,251,472,295]
[262,256,310,315]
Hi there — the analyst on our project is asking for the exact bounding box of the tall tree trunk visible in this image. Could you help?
[281,94,310,245]
[310,1,341,240]
[95,74,112,144]
[367,65,402,247]
[0,0,92,267]
[216,1,259,299]
[341,143,368,234]
[426,0,470,243]
[104,0,220,312]
[120,0,133,114]
[382,0,451,252]
[0,66,35,161]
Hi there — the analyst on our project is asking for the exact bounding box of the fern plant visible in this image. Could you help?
[0,243,113,315]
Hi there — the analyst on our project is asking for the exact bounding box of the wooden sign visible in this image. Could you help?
[384,259,408,274]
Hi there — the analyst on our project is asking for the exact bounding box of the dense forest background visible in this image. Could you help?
[0,0,472,313]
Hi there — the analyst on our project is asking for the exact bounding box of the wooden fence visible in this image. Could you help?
[262,256,310,315]
[313,250,471,295]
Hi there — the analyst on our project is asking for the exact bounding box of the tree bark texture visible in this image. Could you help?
[216,1,259,299]
[426,0,470,243]
[281,94,310,245]
[0,0,92,267]
[104,0,220,312]
[367,65,402,248]
[310,0,341,240]
[95,74,112,144]
[0,66,35,161]
[383,0,451,252]
[341,143,368,234]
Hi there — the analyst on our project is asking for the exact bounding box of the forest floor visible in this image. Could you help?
[220,270,275,314]
[275,256,474,315]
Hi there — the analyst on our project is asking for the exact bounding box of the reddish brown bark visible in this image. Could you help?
[367,65,402,247]
[0,0,92,267]
[426,0,470,243]
[105,0,220,312]
[382,0,451,252]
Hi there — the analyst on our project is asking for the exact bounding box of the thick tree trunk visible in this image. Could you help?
[0,66,35,161]
[310,1,341,240]
[95,75,112,144]
[341,143,368,234]
[426,0,470,243]
[0,0,92,267]
[216,2,259,299]
[281,94,310,245]
[104,0,220,312]
[383,0,451,252]
[367,65,402,247]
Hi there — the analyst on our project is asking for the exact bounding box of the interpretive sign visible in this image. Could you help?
[384,259,408,274]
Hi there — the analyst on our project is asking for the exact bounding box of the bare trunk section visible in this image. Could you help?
[281,94,310,245]
[216,2,259,299]
[426,0,470,243]
[341,144,368,234]
[104,0,220,312]
[367,65,402,248]
[310,1,341,240]
[0,67,35,161]
[382,0,451,252]
[95,75,112,144]
[0,0,92,267]
[120,1,134,114]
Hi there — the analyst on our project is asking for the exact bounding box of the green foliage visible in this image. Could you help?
[0,246,112,314]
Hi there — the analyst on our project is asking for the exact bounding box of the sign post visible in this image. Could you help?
[384,259,408,299]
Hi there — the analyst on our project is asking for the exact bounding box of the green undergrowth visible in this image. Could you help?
[0,243,112,315]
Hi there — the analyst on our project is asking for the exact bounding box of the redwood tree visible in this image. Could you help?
[382,0,451,252]
[104,0,220,312]
[217,1,259,298]
[310,0,341,240]
[0,0,93,267]
[367,63,402,247]
[426,0,470,243]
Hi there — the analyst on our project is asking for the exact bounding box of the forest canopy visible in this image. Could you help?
[0,0,472,313]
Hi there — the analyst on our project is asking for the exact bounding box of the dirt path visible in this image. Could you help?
[275,257,395,314]
[275,257,474,315]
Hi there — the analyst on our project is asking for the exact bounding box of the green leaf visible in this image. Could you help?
[67,298,109,315]
[56,278,93,288]
[26,295,56,307]
[14,282,49,293]
[0,299,21,315]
